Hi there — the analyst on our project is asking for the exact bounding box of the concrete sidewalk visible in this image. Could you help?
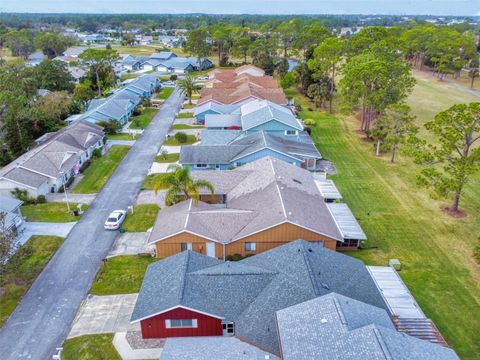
[68,294,139,338]
[45,193,96,205]
[18,222,77,245]
[108,232,153,257]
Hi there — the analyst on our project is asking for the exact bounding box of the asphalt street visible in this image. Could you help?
[0,88,184,360]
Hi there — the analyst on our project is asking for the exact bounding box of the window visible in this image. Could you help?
[222,322,235,336]
[165,319,198,328]
[181,243,193,251]
[284,130,298,136]
[195,164,208,168]
[235,162,246,167]
[245,242,256,252]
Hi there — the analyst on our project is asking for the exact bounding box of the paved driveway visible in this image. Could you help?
[0,88,184,360]
[18,222,77,245]
[68,294,139,338]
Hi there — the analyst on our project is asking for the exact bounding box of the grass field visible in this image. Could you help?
[73,146,130,194]
[62,334,121,360]
[129,108,157,129]
[122,204,160,232]
[113,45,157,56]
[90,255,156,295]
[119,72,140,81]
[155,153,180,163]
[289,71,480,358]
[164,134,198,146]
[157,87,174,99]
[142,173,170,190]
[451,70,480,92]
[172,124,203,130]
[22,202,88,222]
[0,236,64,327]
[106,133,139,141]
[182,103,196,109]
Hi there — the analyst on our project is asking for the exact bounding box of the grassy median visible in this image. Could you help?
[62,334,121,360]
[22,202,88,222]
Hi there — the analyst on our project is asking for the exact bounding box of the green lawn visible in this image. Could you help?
[122,204,160,232]
[129,108,157,129]
[177,112,194,119]
[62,334,121,360]
[290,78,480,358]
[0,236,64,327]
[182,103,196,109]
[72,146,130,194]
[106,133,139,141]
[142,173,170,190]
[22,202,88,222]
[163,134,198,146]
[172,124,203,130]
[90,255,156,295]
[155,153,180,163]
[119,73,140,81]
[157,87,174,99]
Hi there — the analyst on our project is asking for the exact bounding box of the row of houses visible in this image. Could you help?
[0,120,105,198]
[179,65,319,170]
[121,51,214,74]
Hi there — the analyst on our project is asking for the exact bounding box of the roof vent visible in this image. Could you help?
[321,283,330,290]
[321,318,328,324]
[308,248,313,253]
[293,179,302,184]
[287,211,292,216]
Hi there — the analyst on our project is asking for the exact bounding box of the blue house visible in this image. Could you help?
[180,131,321,170]
[194,102,242,124]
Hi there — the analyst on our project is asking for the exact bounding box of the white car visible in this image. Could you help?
[104,210,127,230]
[163,81,176,87]
[196,75,209,81]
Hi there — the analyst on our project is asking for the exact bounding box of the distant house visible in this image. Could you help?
[81,34,108,43]
[193,102,242,123]
[180,131,321,170]
[68,66,87,83]
[147,157,366,258]
[26,51,46,67]
[150,51,178,61]
[0,121,104,197]
[81,98,136,125]
[0,194,24,237]
[141,52,213,74]
[122,55,144,71]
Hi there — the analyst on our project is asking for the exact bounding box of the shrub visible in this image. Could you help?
[58,176,75,193]
[304,127,312,135]
[36,195,46,204]
[133,106,144,116]
[79,160,91,173]
[142,98,152,107]
[303,119,316,126]
[174,132,188,143]
[92,148,102,159]
[170,74,178,81]
[226,253,255,261]
[97,120,122,135]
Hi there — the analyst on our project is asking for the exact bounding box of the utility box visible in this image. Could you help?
[389,259,401,271]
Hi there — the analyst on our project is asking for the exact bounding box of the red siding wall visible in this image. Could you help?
[140,307,223,338]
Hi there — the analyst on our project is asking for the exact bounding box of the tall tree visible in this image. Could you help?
[154,165,215,206]
[370,103,417,163]
[177,76,197,105]
[413,102,480,214]
[73,80,95,109]
[468,58,479,89]
[185,27,211,64]
[232,37,251,64]
[78,48,119,96]
[35,32,76,59]
[33,59,74,92]
[308,37,344,112]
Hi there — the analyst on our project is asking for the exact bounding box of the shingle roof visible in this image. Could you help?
[150,51,177,60]
[199,84,287,105]
[200,130,243,145]
[276,293,459,360]
[240,100,303,131]
[160,337,279,360]
[0,195,23,213]
[132,240,389,355]
[149,157,343,245]
[204,114,241,128]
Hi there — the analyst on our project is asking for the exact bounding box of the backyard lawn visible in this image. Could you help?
[122,204,160,232]
[157,87,174,99]
[129,108,157,129]
[73,146,130,194]
[62,334,121,360]
[155,153,180,163]
[142,173,170,190]
[0,236,64,327]
[90,255,156,295]
[289,71,480,359]
[163,134,197,146]
[22,202,88,222]
[106,133,139,141]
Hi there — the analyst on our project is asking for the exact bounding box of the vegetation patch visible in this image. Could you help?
[62,334,121,360]
[143,173,170,190]
[106,133,139,141]
[176,112,194,118]
[0,236,64,327]
[129,108,157,129]
[163,134,197,146]
[122,204,160,232]
[172,124,204,130]
[22,202,88,222]
[90,255,156,295]
[155,153,180,163]
[73,146,130,194]
[157,87,174,99]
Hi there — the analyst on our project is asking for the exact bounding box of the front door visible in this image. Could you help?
[222,322,235,336]
[206,242,215,257]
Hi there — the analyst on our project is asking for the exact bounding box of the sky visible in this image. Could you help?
[0,0,479,16]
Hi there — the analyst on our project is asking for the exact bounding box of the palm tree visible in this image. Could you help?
[177,75,197,105]
[154,165,215,206]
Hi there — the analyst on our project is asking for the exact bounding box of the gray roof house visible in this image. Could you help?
[0,194,24,235]
[150,51,178,60]
[132,240,390,356]
[0,121,104,197]
[275,293,459,360]
[180,130,321,170]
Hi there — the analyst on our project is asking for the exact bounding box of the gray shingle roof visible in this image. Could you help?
[276,293,459,360]
[132,240,389,355]
[240,100,303,131]
[160,337,279,360]
[0,195,23,213]
[150,51,177,60]
[194,102,242,117]
[149,157,343,245]
[200,130,243,145]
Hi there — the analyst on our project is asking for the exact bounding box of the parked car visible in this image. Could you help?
[162,81,176,87]
[196,75,209,81]
[104,210,127,230]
